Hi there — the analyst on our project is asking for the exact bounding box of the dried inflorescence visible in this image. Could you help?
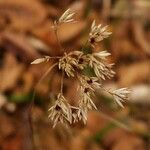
[31,9,131,127]
[111,88,131,108]
[89,20,112,45]
[58,8,75,24]
[48,93,72,128]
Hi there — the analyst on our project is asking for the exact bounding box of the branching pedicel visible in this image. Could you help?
[31,9,131,127]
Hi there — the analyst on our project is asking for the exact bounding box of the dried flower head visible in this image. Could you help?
[76,86,97,124]
[93,51,111,60]
[31,56,50,64]
[81,52,115,80]
[58,52,78,77]
[80,86,97,110]
[89,20,112,45]
[58,8,75,24]
[31,8,131,127]
[76,107,88,124]
[48,93,72,127]
[111,88,131,108]
[78,75,101,91]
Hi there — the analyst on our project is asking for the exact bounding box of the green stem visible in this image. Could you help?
[81,40,88,52]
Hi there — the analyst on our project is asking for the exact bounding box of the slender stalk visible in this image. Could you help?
[28,63,58,149]
[81,40,88,52]
[60,71,64,94]
[54,29,62,49]
[101,86,114,96]
[100,111,132,132]
[48,56,61,59]
[53,21,63,53]
[103,87,127,102]
[35,63,58,90]
[31,63,58,108]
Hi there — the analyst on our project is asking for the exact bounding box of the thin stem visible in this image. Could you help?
[28,63,58,149]
[81,40,88,52]
[100,111,132,132]
[55,29,62,49]
[101,86,127,102]
[29,62,58,113]
[53,22,63,53]
[35,63,58,90]
[60,71,64,94]
[48,56,61,59]
[101,86,112,95]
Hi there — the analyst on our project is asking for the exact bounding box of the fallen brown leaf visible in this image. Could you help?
[0,52,25,92]
[118,61,150,86]
[0,0,47,31]
[59,21,86,43]
[2,32,40,62]
[112,135,145,150]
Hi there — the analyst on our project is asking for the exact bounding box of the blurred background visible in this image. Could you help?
[0,0,149,150]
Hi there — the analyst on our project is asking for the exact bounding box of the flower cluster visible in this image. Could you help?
[31,9,131,127]
[58,52,78,77]
[48,93,72,127]
[89,20,112,45]
[58,8,75,24]
[111,88,131,108]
